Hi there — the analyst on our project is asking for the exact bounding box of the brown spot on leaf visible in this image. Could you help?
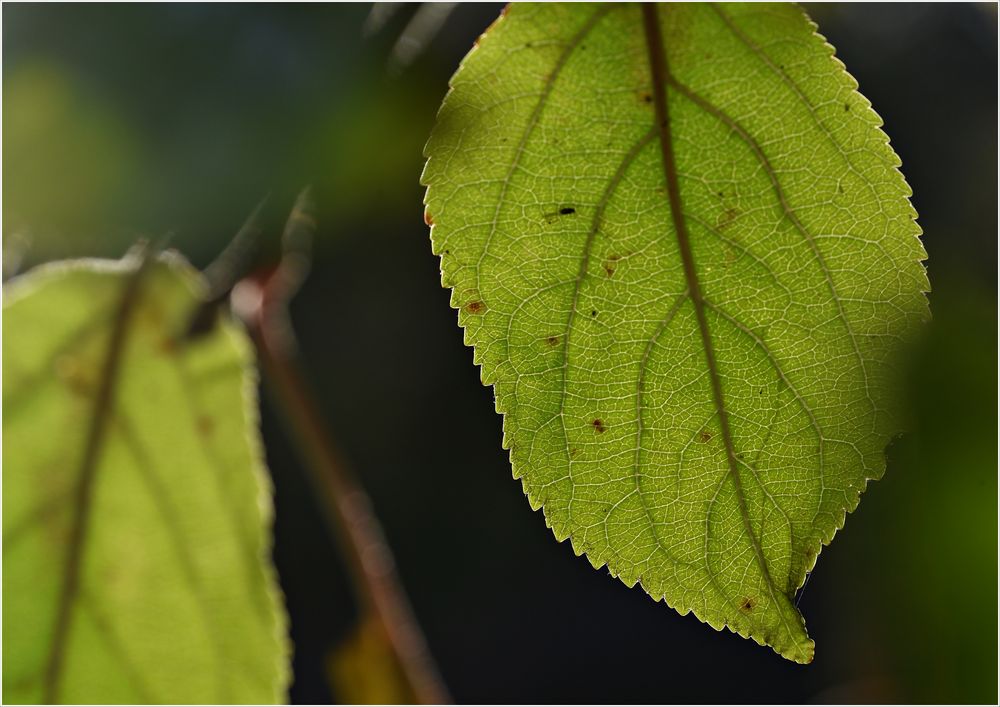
[592,418,607,434]
[639,91,653,104]
[465,301,485,315]
[569,447,581,458]
[159,336,178,355]
[602,254,621,277]
[545,335,561,347]
[697,429,712,443]
[196,415,215,438]
[423,211,434,227]
[55,355,93,397]
[717,207,740,229]
[740,596,757,613]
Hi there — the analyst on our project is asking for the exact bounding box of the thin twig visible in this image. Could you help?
[185,197,269,341]
[232,195,450,704]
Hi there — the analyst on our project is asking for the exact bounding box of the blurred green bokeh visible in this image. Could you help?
[3,3,437,264]
[3,3,996,704]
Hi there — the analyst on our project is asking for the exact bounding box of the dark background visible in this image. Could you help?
[4,3,997,703]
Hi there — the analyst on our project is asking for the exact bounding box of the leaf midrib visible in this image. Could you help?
[43,248,152,703]
[640,3,792,631]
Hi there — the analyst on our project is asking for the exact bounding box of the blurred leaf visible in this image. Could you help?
[315,78,438,224]
[422,2,928,662]
[883,284,997,701]
[327,615,416,705]
[2,62,143,257]
[826,278,998,702]
[2,253,289,703]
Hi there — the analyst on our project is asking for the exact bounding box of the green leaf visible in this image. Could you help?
[422,2,928,662]
[2,253,289,702]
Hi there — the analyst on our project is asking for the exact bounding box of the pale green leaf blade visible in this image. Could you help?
[422,2,928,662]
[2,253,290,702]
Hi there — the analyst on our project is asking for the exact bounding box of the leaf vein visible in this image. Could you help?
[667,75,880,427]
[644,4,796,641]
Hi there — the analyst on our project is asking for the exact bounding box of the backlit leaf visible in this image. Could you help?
[422,2,928,662]
[2,253,289,702]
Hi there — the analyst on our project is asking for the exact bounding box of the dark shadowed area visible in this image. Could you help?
[3,3,997,703]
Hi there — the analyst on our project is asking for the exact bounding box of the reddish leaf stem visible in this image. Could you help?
[233,247,450,705]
